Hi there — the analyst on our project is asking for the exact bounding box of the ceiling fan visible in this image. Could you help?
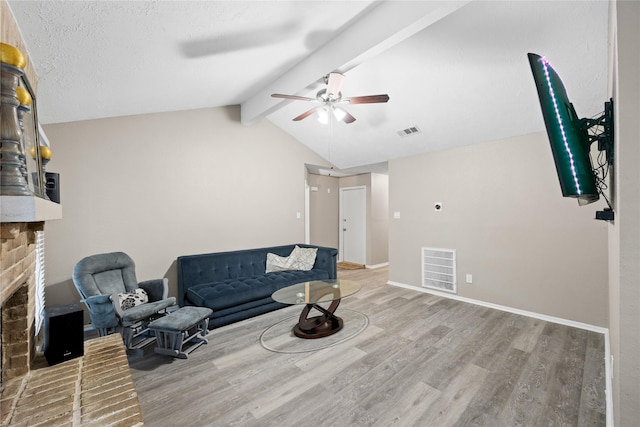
[271,72,389,124]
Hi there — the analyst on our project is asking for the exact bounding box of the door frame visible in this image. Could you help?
[339,185,366,264]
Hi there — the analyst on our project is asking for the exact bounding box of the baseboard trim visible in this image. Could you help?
[366,262,389,269]
[387,280,606,333]
[387,279,613,425]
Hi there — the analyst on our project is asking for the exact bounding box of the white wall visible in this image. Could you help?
[389,132,609,327]
[42,106,330,316]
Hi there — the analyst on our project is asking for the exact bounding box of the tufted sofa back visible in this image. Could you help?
[177,244,337,307]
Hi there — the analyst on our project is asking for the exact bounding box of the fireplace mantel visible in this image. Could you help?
[0,196,61,223]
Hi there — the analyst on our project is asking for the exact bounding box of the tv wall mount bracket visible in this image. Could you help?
[581,98,614,166]
[581,98,614,221]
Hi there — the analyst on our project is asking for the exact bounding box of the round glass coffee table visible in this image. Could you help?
[272,279,361,339]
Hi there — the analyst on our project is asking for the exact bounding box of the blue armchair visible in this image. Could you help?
[73,252,176,349]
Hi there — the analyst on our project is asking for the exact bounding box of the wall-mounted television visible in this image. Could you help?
[527,53,614,220]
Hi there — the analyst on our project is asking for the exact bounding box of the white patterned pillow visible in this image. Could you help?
[288,245,318,271]
[265,252,293,273]
[117,288,148,310]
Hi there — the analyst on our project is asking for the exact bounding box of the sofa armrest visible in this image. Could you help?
[83,294,120,329]
[139,278,168,302]
[304,244,338,279]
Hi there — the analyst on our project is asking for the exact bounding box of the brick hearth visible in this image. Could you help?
[1,334,144,426]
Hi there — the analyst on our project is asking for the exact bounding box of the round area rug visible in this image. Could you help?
[259,309,369,353]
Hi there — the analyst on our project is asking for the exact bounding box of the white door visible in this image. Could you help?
[340,186,366,264]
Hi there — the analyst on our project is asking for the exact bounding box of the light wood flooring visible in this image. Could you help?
[129,266,606,426]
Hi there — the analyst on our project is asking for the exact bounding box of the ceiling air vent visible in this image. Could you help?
[397,126,422,138]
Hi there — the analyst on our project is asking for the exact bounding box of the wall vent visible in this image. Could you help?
[397,125,422,137]
[422,247,456,293]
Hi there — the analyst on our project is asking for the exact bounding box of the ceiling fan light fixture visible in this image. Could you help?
[317,108,329,124]
[332,107,347,122]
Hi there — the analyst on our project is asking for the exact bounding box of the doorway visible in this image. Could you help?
[339,186,366,265]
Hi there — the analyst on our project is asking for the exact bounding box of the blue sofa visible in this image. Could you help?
[177,244,338,328]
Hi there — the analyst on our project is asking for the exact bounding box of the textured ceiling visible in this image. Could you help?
[8,0,609,172]
[8,0,373,123]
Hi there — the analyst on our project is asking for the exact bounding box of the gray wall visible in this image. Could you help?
[309,172,390,266]
[308,173,339,249]
[339,173,389,266]
[609,1,640,424]
[42,106,330,317]
[388,132,609,327]
[367,173,389,266]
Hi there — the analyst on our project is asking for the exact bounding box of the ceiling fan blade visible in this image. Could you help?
[326,72,346,99]
[344,94,390,104]
[341,110,356,124]
[292,107,322,121]
[271,94,316,102]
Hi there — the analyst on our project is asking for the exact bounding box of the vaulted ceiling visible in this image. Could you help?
[8,0,609,172]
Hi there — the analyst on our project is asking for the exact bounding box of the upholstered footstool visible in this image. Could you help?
[148,306,213,358]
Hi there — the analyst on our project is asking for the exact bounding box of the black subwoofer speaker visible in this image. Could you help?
[45,172,60,203]
[43,304,84,366]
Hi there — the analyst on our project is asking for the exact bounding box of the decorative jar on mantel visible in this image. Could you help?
[1,42,43,197]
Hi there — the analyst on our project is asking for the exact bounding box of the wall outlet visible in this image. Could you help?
[466,274,473,284]
[393,211,401,219]
[434,202,443,211]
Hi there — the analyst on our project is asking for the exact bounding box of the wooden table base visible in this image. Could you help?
[293,299,344,339]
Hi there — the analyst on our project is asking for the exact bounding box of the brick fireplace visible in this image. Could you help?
[1,221,42,387]
[1,221,145,426]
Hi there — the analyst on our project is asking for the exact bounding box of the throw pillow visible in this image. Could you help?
[117,288,148,310]
[265,252,294,273]
[288,245,318,271]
